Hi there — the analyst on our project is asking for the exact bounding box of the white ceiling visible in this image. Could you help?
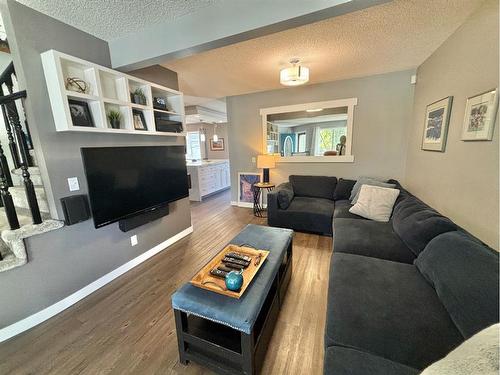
[15,0,221,40]
[162,0,483,98]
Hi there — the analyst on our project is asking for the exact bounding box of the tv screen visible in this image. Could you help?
[81,145,188,228]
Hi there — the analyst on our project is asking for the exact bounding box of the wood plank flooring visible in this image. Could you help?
[0,190,332,374]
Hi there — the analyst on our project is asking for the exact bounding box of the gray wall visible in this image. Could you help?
[405,0,499,250]
[226,70,415,201]
[128,65,179,91]
[0,0,191,327]
[186,123,230,160]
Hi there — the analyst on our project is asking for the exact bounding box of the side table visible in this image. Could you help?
[252,182,275,218]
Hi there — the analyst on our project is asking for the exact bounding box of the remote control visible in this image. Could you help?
[222,261,244,270]
[226,252,252,262]
[217,265,233,273]
[210,268,228,278]
[223,256,250,267]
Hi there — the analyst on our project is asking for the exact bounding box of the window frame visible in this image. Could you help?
[260,98,357,163]
[186,131,202,160]
[297,131,307,153]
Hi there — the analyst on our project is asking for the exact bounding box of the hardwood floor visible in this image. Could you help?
[0,190,332,374]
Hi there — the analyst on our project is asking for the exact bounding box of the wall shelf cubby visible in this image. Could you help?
[41,50,186,137]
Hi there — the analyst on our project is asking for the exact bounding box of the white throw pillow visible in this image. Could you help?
[349,185,399,222]
[421,324,499,375]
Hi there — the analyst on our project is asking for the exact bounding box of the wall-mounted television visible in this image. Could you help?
[81,145,188,228]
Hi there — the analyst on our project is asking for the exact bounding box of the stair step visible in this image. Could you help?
[9,185,49,213]
[11,167,43,186]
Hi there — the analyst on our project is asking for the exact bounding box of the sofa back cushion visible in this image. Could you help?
[289,175,337,199]
[333,178,356,200]
[415,231,499,339]
[277,182,294,209]
[392,196,456,256]
[349,177,387,201]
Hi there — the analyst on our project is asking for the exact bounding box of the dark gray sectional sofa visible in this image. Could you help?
[267,175,499,374]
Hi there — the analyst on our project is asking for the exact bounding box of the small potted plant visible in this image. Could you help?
[131,88,147,105]
[107,110,122,129]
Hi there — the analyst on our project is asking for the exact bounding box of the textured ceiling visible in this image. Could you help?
[15,0,220,40]
[163,0,484,98]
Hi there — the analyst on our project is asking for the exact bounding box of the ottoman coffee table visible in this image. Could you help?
[171,224,293,375]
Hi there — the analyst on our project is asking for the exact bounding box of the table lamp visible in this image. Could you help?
[257,154,276,183]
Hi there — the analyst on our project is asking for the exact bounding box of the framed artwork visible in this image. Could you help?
[68,99,94,127]
[210,138,225,151]
[421,96,453,152]
[461,88,498,141]
[238,172,262,208]
[132,109,147,131]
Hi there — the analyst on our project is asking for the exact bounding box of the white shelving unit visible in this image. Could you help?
[41,50,185,137]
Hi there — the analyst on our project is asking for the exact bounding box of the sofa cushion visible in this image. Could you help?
[333,199,366,220]
[333,218,415,264]
[349,176,386,201]
[285,196,335,235]
[326,252,463,369]
[324,346,419,375]
[289,175,337,199]
[415,231,499,339]
[349,185,400,222]
[333,178,356,200]
[351,181,396,204]
[392,197,457,256]
[276,182,294,209]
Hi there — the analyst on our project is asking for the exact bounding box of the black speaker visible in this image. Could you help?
[60,194,91,225]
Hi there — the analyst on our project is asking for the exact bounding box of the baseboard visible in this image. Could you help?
[0,225,194,343]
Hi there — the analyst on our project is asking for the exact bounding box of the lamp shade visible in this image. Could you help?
[257,154,276,169]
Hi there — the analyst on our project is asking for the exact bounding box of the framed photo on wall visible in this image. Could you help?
[461,88,498,141]
[210,138,225,151]
[132,109,147,131]
[68,99,94,127]
[237,172,262,208]
[421,96,453,152]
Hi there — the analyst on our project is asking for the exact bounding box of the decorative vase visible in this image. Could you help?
[131,94,146,106]
[110,119,120,129]
[225,271,244,291]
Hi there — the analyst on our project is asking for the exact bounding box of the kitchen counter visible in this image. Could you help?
[186,160,230,201]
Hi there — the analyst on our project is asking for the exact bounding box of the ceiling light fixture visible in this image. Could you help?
[306,108,323,113]
[213,123,218,142]
[280,59,309,86]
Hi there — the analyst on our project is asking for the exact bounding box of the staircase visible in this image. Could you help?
[0,62,63,273]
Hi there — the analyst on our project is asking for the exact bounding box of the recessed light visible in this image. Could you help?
[306,108,323,112]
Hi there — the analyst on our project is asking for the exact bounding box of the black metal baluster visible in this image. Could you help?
[0,171,19,230]
[4,94,41,225]
[0,141,12,187]
[1,104,20,169]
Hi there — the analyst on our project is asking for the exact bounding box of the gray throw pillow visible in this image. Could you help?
[351,180,396,204]
[277,182,294,209]
[349,177,386,201]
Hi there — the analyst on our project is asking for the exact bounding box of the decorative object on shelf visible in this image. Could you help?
[461,88,498,141]
[238,172,262,207]
[210,138,224,151]
[65,77,89,94]
[225,271,244,291]
[257,154,276,183]
[154,111,183,132]
[336,135,346,155]
[280,58,309,86]
[421,96,453,152]
[132,109,147,130]
[107,109,122,129]
[130,88,147,105]
[68,99,94,127]
[153,96,168,110]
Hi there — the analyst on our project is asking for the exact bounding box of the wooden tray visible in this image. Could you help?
[190,244,270,299]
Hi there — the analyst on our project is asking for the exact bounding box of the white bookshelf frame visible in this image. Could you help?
[41,50,185,137]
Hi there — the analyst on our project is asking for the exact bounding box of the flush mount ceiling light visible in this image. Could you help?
[306,108,323,112]
[280,59,310,86]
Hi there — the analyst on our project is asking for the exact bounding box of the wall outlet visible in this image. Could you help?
[67,177,80,191]
[251,157,256,163]
[130,235,138,246]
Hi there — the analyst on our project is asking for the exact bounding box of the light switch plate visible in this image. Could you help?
[251,157,256,163]
[67,177,80,191]
[131,235,138,246]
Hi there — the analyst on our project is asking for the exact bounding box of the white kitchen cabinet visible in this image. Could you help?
[187,160,230,201]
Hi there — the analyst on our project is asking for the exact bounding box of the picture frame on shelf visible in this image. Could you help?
[237,172,262,208]
[210,138,225,151]
[132,109,147,131]
[421,96,453,152]
[68,99,94,127]
[461,88,498,141]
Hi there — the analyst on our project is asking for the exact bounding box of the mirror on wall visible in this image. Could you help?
[261,98,357,162]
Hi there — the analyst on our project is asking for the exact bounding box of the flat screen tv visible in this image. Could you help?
[81,145,188,228]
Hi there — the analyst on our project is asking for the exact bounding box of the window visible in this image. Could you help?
[297,132,306,153]
[186,131,201,160]
[315,126,347,156]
